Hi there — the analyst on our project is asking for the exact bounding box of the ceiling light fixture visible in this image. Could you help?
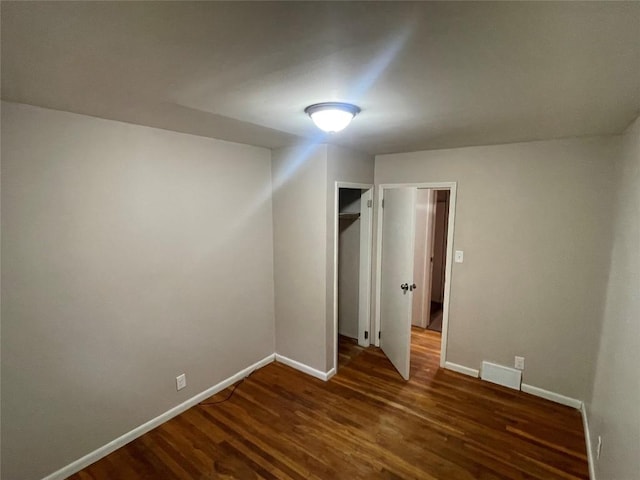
[304,102,361,133]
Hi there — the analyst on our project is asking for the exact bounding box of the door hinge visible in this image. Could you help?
[364,331,369,340]
[367,199,372,208]
[381,199,384,208]
[378,331,381,340]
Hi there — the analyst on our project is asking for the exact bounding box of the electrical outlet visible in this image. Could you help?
[176,373,186,391]
[514,356,525,370]
[596,435,603,460]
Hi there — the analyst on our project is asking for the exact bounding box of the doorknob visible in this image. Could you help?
[409,283,417,291]
[400,283,409,292]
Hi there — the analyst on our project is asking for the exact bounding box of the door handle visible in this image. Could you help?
[400,283,409,292]
[409,283,417,291]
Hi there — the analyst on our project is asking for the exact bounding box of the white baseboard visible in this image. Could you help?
[581,402,596,480]
[275,353,334,381]
[444,361,479,378]
[520,383,582,409]
[42,354,276,480]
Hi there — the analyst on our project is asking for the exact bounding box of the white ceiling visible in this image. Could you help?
[2,1,639,155]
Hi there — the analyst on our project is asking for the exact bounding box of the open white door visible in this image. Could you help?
[380,188,416,380]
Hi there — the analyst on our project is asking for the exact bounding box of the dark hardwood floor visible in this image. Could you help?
[69,329,588,479]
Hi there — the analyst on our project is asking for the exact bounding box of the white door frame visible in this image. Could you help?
[333,182,374,373]
[374,182,457,368]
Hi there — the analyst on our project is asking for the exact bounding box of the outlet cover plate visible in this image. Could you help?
[515,356,525,370]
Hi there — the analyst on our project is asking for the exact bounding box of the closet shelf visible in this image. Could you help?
[339,212,360,220]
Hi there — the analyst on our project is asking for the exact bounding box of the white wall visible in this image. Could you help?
[338,216,360,339]
[1,102,276,480]
[375,136,617,400]
[272,144,328,372]
[587,116,640,479]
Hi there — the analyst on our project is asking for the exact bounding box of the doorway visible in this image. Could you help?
[374,183,457,380]
[412,189,450,334]
[334,183,373,372]
[429,190,450,332]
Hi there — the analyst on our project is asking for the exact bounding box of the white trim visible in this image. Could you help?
[41,354,275,480]
[444,361,480,378]
[581,402,596,480]
[357,187,374,348]
[333,184,340,376]
[333,182,373,190]
[374,182,457,370]
[333,182,374,374]
[439,183,457,368]
[275,353,334,381]
[374,185,384,347]
[520,383,582,409]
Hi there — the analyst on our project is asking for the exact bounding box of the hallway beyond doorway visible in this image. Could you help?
[427,301,443,332]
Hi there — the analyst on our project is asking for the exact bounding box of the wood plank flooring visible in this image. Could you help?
[69,329,588,479]
[337,334,364,368]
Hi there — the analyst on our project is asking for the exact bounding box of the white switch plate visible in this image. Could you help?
[176,373,186,391]
[515,356,525,370]
[454,250,464,263]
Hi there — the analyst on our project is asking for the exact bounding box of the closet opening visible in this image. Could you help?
[334,183,373,372]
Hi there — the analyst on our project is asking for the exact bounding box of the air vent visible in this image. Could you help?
[481,361,522,390]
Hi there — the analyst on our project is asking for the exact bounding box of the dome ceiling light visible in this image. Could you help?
[304,102,361,133]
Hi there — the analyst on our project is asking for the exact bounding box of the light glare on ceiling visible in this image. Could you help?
[304,102,361,133]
